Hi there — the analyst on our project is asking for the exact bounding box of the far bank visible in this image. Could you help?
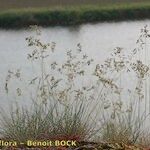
[0,3,150,28]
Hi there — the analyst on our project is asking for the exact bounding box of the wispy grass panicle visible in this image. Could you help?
[1,26,150,148]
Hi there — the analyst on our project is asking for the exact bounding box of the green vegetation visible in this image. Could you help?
[0,1,150,28]
[0,0,150,10]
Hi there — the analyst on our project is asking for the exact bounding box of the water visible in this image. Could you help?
[0,20,150,112]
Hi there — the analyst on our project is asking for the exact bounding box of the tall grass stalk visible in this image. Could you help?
[1,26,150,148]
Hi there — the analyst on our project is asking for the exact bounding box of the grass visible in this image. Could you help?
[0,29,100,148]
[0,1,150,28]
[100,110,147,144]
[0,101,96,146]
[1,26,150,149]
